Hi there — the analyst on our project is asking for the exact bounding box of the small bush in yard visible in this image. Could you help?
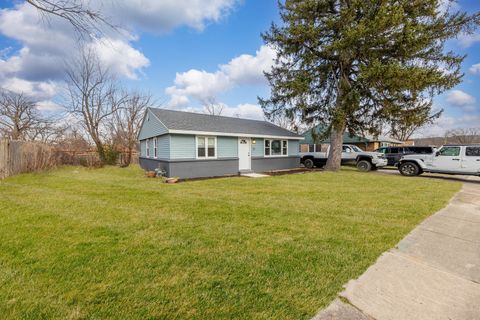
[103,145,120,165]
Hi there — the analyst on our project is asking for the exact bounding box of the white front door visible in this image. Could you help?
[238,137,251,170]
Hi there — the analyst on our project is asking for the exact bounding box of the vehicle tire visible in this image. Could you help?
[304,158,315,169]
[357,160,372,172]
[399,162,421,176]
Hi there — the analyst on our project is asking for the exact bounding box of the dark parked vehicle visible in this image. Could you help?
[375,146,435,166]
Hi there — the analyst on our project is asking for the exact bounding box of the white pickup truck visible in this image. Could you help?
[398,145,480,176]
[300,144,388,172]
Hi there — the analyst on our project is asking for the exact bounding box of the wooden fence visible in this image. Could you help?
[0,139,141,179]
[56,150,139,167]
[0,139,61,179]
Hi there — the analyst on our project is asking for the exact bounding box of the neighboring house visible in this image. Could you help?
[138,108,303,179]
[300,125,403,152]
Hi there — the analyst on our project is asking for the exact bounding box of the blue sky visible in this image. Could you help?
[0,0,479,136]
[124,0,279,106]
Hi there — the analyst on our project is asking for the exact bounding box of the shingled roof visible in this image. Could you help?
[149,108,303,139]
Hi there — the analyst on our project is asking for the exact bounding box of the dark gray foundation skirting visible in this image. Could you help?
[252,156,300,172]
[139,157,239,179]
[139,156,300,179]
[139,158,171,176]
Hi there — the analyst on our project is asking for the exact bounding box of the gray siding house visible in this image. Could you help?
[138,108,303,179]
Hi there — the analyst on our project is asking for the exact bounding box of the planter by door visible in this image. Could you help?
[238,137,251,171]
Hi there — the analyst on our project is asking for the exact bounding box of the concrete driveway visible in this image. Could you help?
[313,172,480,320]
[377,167,480,184]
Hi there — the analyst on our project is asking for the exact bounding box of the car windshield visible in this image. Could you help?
[351,146,363,152]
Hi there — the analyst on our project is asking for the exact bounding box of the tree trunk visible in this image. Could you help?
[125,146,133,166]
[94,141,106,165]
[11,127,20,140]
[324,123,345,171]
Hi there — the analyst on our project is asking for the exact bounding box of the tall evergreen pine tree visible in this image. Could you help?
[260,0,479,170]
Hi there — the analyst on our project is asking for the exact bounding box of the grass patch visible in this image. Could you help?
[0,166,460,319]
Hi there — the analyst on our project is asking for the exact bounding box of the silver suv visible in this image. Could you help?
[398,145,480,176]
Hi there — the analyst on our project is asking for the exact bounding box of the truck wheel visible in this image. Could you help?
[357,160,372,172]
[304,159,315,169]
[399,162,420,176]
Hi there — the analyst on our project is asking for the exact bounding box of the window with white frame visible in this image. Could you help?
[153,137,158,158]
[146,139,150,157]
[197,136,216,158]
[265,139,288,156]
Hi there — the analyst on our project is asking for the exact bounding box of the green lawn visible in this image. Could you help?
[0,166,460,319]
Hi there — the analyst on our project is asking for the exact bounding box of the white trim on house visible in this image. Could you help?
[264,139,288,157]
[146,138,150,158]
[153,137,158,158]
[169,129,303,140]
[195,135,217,159]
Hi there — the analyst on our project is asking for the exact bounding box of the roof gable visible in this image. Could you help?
[138,109,169,140]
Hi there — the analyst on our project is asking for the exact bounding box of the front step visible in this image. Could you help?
[239,170,253,175]
[240,171,269,178]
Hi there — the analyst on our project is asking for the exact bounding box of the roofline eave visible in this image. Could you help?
[168,129,304,140]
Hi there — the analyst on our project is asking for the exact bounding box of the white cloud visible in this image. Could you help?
[220,46,276,85]
[0,3,151,99]
[110,0,237,33]
[457,32,480,48]
[416,113,480,137]
[166,45,276,107]
[445,90,476,112]
[469,63,480,75]
[1,77,58,100]
[88,38,150,80]
[37,100,64,112]
[219,103,265,120]
[0,0,237,99]
[438,0,460,14]
[166,69,231,105]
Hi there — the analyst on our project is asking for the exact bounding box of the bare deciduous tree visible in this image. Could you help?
[27,121,68,143]
[0,90,47,140]
[445,128,480,144]
[112,91,153,166]
[264,106,308,133]
[65,48,127,164]
[269,113,306,133]
[55,126,90,150]
[26,0,116,38]
[202,97,225,116]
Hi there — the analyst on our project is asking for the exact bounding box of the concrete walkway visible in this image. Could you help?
[313,179,480,320]
[240,172,269,178]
